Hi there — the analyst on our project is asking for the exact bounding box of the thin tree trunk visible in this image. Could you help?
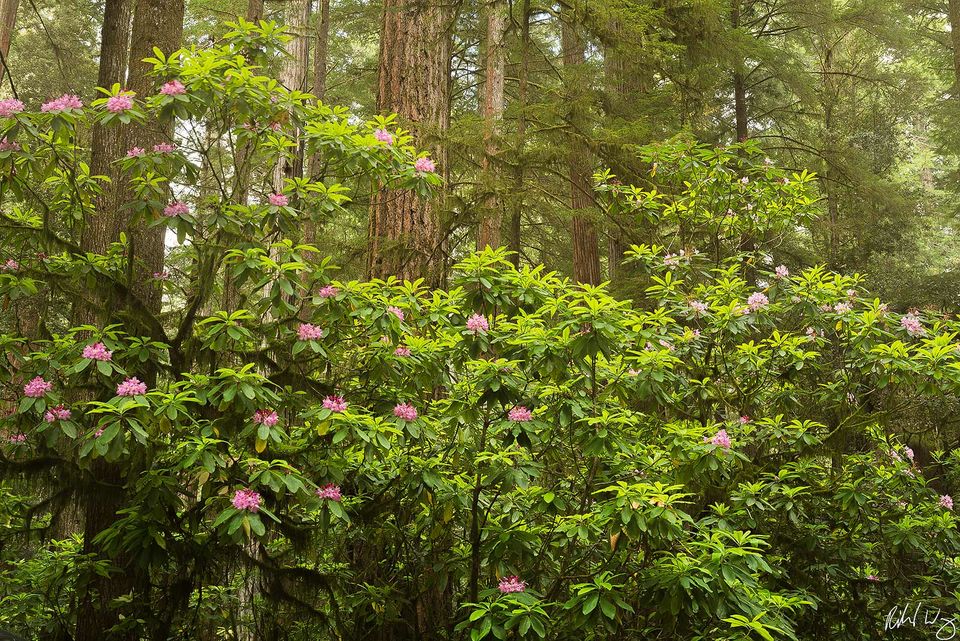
[313,0,330,104]
[367,0,450,283]
[509,0,531,267]
[732,0,748,142]
[246,0,264,21]
[561,9,600,285]
[0,0,18,73]
[476,0,506,250]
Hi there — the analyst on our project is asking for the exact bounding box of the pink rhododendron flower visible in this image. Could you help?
[116,377,147,396]
[393,403,418,421]
[153,142,176,153]
[387,306,404,321]
[374,128,394,144]
[106,93,134,113]
[253,409,279,427]
[319,284,338,298]
[2,258,18,271]
[322,395,348,413]
[940,494,954,510]
[705,429,731,449]
[127,147,146,157]
[23,376,52,398]
[159,80,187,96]
[0,98,24,118]
[268,193,288,207]
[82,342,112,361]
[689,300,708,315]
[775,265,789,279]
[847,289,858,299]
[833,302,851,314]
[746,292,769,311]
[8,433,26,443]
[905,446,915,462]
[44,405,71,423]
[297,323,324,340]
[0,138,20,152]
[41,94,83,112]
[740,176,749,184]
[497,576,526,594]
[901,314,925,337]
[739,415,751,424]
[163,201,189,217]
[508,406,532,422]
[394,346,411,357]
[414,157,436,173]
[232,488,261,512]
[316,484,342,501]
[867,575,879,582]
[466,314,489,334]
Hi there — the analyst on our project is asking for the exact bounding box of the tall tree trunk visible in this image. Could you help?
[125,0,185,316]
[0,0,18,74]
[949,0,960,90]
[509,0,531,267]
[80,0,133,323]
[476,0,506,250]
[368,0,451,283]
[561,8,600,285]
[731,0,748,142]
[246,0,264,21]
[273,0,311,191]
[313,0,330,104]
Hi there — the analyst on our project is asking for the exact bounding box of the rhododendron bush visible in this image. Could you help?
[1,22,960,641]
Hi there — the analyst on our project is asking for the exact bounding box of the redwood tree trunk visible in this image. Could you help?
[562,11,600,285]
[274,0,311,191]
[0,0,18,70]
[125,0,185,316]
[368,0,450,283]
[731,0,748,141]
[509,0,531,266]
[476,0,506,250]
[246,0,264,21]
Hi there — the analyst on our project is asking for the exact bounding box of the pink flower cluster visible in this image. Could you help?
[23,376,52,398]
[232,488,261,512]
[8,433,26,443]
[497,576,526,594]
[268,193,288,207]
[374,128,394,144]
[393,403,418,421]
[322,395,348,413]
[746,292,769,311]
[253,409,279,427]
[414,157,436,173]
[106,92,134,113]
[901,314,925,337]
[387,306,404,321]
[0,138,19,152]
[44,404,71,423]
[116,377,147,396]
[0,98,23,118]
[153,142,176,153]
[394,346,411,357]
[466,314,489,334]
[82,342,112,361]
[316,484,342,501]
[163,201,189,217]
[739,415,751,424]
[159,80,187,96]
[41,94,83,113]
[867,574,879,582]
[774,265,789,279]
[1,258,18,271]
[705,429,731,449]
[940,494,954,510]
[127,147,146,157]
[689,300,708,315]
[319,284,338,298]
[298,323,324,340]
[508,406,532,422]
